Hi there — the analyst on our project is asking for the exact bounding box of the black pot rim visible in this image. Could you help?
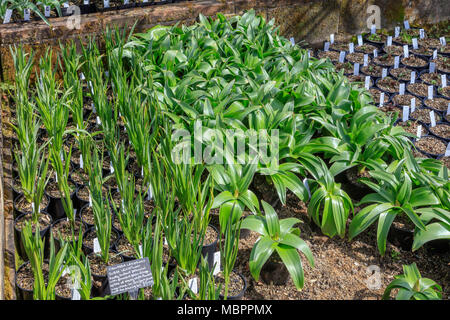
[13,194,50,217]
[87,250,123,279]
[14,211,53,233]
[217,270,248,300]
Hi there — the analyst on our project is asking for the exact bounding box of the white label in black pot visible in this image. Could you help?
[290,37,295,46]
[410,71,416,84]
[429,62,436,73]
[24,9,30,21]
[379,92,385,107]
[394,56,400,69]
[373,49,378,57]
[411,98,416,113]
[430,111,436,127]
[387,36,392,46]
[404,20,410,29]
[403,45,409,58]
[417,125,422,139]
[357,35,363,46]
[104,0,109,8]
[382,68,387,79]
[363,54,369,66]
[324,42,330,51]
[440,37,446,46]
[349,42,354,53]
[402,106,409,122]
[330,33,334,44]
[419,29,425,39]
[365,76,370,90]
[428,86,433,100]
[370,25,376,34]
[44,6,50,17]
[3,9,12,24]
[442,75,447,88]
[395,27,400,38]
[339,51,345,63]
[353,63,359,76]
[399,83,405,95]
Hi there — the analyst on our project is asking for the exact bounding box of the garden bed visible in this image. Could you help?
[1,9,450,301]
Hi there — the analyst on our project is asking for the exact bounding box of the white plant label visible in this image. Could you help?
[440,37,446,46]
[63,2,69,8]
[303,178,311,198]
[110,162,114,174]
[404,20,410,29]
[104,0,109,8]
[412,38,418,50]
[44,6,51,17]
[442,75,447,88]
[363,54,369,67]
[324,42,330,52]
[399,83,405,95]
[430,111,436,127]
[357,35,363,46]
[89,194,92,207]
[96,116,101,126]
[143,0,148,3]
[55,172,58,183]
[71,289,81,301]
[373,49,378,57]
[3,9,12,24]
[349,42,354,54]
[394,56,400,69]
[139,245,143,257]
[419,29,425,39]
[379,92,385,107]
[80,72,85,80]
[395,27,400,38]
[402,106,409,122]
[433,50,438,60]
[410,71,416,84]
[447,103,450,116]
[80,154,83,169]
[24,9,30,21]
[307,50,311,58]
[416,125,422,139]
[429,62,436,73]
[382,68,387,79]
[164,237,168,245]
[84,0,89,4]
[31,202,35,213]
[370,25,376,34]
[93,238,101,253]
[353,63,360,76]
[147,186,152,201]
[213,251,221,276]
[124,0,129,4]
[445,143,450,157]
[403,45,409,58]
[411,98,416,113]
[339,51,345,63]
[188,278,198,294]
[290,37,295,46]
[141,167,144,177]
[428,86,434,100]
[387,36,392,46]
[365,76,370,90]
[330,34,335,44]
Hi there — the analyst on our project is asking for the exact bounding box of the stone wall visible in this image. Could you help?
[0,0,449,299]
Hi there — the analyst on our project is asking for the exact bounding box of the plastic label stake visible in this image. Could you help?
[430,111,436,127]
[330,34,335,44]
[84,0,89,4]
[416,125,422,139]
[363,54,369,66]
[410,71,416,84]
[440,37,446,46]
[429,62,436,73]
[324,42,330,51]
[303,178,311,198]
[349,42,354,53]
[447,103,450,116]
[124,0,129,4]
[80,154,84,169]
[433,50,438,60]
[411,98,416,113]
[354,63,360,76]
[442,75,447,88]
[370,25,376,34]
[382,68,387,79]
[404,20,410,29]
[357,35,363,46]
[395,27,400,38]
[428,86,434,100]
[71,289,81,301]
[93,238,101,254]
[24,9,30,21]
[104,0,109,8]
[213,252,221,276]
[387,36,392,46]
[110,162,114,174]
[419,29,425,39]
[399,83,405,95]
[63,2,69,8]
[3,9,12,24]
[379,92,385,107]
[373,49,378,57]
[339,51,345,63]
[412,38,418,50]
[290,37,295,46]
[394,56,400,69]
[402,106,409,122]
[188,278,198,294]
[445,143,450,157]
[403,45,409,58]
[365,76,370,90]
[89,194,92,207]
[80,72,85,80]
[44,6,51,17]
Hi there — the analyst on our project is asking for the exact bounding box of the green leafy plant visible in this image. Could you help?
[21,221,68,300]
[382,263,442,300]
[241,200,314,290]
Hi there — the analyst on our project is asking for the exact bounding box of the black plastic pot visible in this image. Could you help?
[428,122,450,142]
[115,235,139,262]
[14,212,53,261]
[44,179,77,221]
[260,258,290,286]
[387,225,413,251]
[88,251,123,297]
[406,83,432,100]
[74,186,90,212]
[11,176,23,201]
[413,135,447,159]
[13,194,50,219]
[82,226,119,256]
[218,271,247,300]
[79,203,95,228]
[362,34,385,48]
[15,262,34,300]
[375,77,400,95]
[424,239,450,255]
[201,225,219,271]
[52,216,85,253]
[401,55,429,72]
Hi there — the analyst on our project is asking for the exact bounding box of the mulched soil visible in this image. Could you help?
[390,67,414,81]
[424,98,450,112]
[415,136,447,155]
[401,56,428,68]
[407,83,430,97]
[383,45,403,56]
[392,94,422,108]
[410,108,442,124]
[87,252,122,276]
[208,193,450,300]
[429,124,450,139]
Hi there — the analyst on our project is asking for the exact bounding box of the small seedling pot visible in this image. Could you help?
[13,194,50,219]
[260,255,290,286]
[387,225,413,251]
[15,262,34,300]
[413,134,447,159]
[425,122,450,142]
[88,251,123,297]
[44,179,77,221]
[218,270,247,300]
[82,226,120,256]
[14,212,53,261]
[201,225,219,271]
